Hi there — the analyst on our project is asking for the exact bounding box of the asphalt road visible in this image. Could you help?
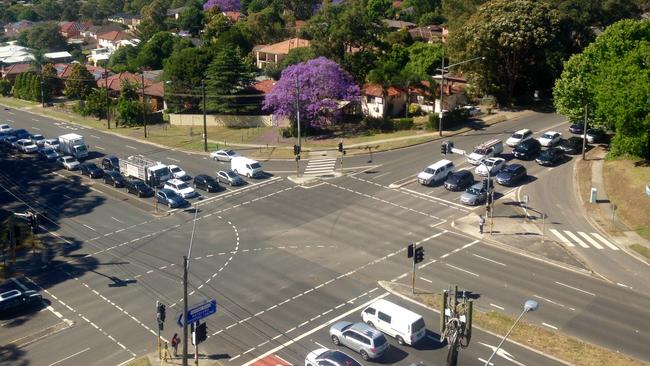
[1,106,649,366]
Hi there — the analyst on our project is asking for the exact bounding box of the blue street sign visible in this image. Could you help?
[178,299,217,327]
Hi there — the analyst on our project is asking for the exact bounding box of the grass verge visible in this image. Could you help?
[125,356,151,366]
[630,243,650,261]
[386,282,648,366]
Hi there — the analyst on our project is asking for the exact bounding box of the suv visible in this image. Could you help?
[536,147,564,166]
[125,179,154,197]
[513,139,541,160]
[329,321,389,360]
[217,170,243,186]
[16,139,38,153]
[164,178,197,198]
[30,134,46,147]
[444,170,474,191]
[417,159,455,186]
[194,174,220,192]
[0,289,42,313]
[558,137,584,155]
[506,129,533,147]
[102,155,119,171]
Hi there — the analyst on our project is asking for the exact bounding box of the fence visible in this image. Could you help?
[169,114,289,128]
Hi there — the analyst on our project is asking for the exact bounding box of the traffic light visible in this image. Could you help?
[407,243,414,258]
[482,179,488,191]
[441,143,447,155]
[446,141,454,154]
[414,246,424,264]
[338,142,343,152]
[156,301,166,329]
[293,144,301,155]
[193,322,207,345]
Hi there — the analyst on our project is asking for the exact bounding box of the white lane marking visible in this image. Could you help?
[111,217,123,223]
[419,277,433,283]
[32,118,39,122]
[95,146,105,151]
[82,224,96,232]
[617,283,630,288]
[578,232,604,249]
[445,263,479,277]
[90,135,100,139]
[116,357,136,366]
[549,229,575,247]
[242,292,390,366]
[490,303,504,310]
[555,281,596,296]
[533,294,565,308]
[542,322,558,330]
[48,347,91,366]
[563,230,590,248]
[472,253,506,266]
[590,232,620,250]
[125,145,137,150]
[32,126,41,130]
[167,157,180,162]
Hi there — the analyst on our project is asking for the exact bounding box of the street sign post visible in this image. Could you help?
[178,299,217,327]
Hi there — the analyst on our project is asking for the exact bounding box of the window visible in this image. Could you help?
[364,307,376,315]
[343,331,360,342]
[378,312,391,323]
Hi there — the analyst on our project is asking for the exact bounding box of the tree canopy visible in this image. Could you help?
[553,19,650,158]
[203,0,241,12]
[64,64,96,99]
[17,22,68,51]
[204,46,255,113]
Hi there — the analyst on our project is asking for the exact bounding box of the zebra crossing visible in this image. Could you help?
[304,157,337,176]
[549,229,619,250]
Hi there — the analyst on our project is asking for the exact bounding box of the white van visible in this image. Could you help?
[417,159,455,186]
[467,139,504,165]
[361,299,426,345]
[231,156,263,178]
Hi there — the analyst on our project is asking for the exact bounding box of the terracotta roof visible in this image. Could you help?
[223,11,242,22]
[252,80,276,94]
[87,24,124,35]
[362,84,405,97]
[96,71,151,91]
[97,30,135,42]
[294,20,306,30]
[2,63,33,76]
[58,64,107,80]
[257,38,310,55]
[383,19,416,29]
[144,81,164,97]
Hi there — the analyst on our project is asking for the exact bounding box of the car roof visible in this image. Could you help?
[159,188,174,194]
[167,178,184,184]
[542,131,559,135]
[514,128,531,134]
[452,170,472,177]
[106,170,120,176]
[349,322,384,339]
[505,163,523,171]
[427,159,453,169]
[168,164,179,169]
[369,299,423,323]
[485,157,503,163]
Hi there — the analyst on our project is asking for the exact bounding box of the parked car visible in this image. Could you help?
[210,149,240,162]
[2,135,17,149]
[0,289,42,313]
[156,188,186,208]
[12,128,30,140]
[586,129,607,143]
[15,138,38,153]
[30,134,46,147]
[506,129,533,147]
[513,139,542,160]
[538,131,562,147]
[217,170,243,186]
[38,147,60,161]
[444,170,474,191]
[536,148,565,166]
[460,182,489,206]
[417,159,455,186]
[193,174,220,192]
[496,164,527,186]
[125,179,154,197]
[558,137,584,155]
[104,170,126,187]
[164,178,197,198]
[329,321,389,360]
[305,349,361,366]
[0,124,12,133]
[101,155,119,171]
[57,155,80,170]
[569,122,585,134]
[361,299,426,346]
[80,162,104,178]
[169,165,189,180]
[44,138,60,151]
[474,157,506,177]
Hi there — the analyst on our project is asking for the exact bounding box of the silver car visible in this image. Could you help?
[460,182,489,206]
[329,321,389,360]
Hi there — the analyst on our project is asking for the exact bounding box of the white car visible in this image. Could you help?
[305,348,361,366]
[506,129,533,147]
[210,149,240,162]
[164,178,197,198]
[15,138,38,153]
[169,165,189,180]
[57,155,80,170]
[0,124,12,133]
[475,157,506,177]
[31,134,46,147]
[44,138,60,151]
[538,131,562,147]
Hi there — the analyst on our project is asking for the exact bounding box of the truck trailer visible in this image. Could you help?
[119,155,171,187]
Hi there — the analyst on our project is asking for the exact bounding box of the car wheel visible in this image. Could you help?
[360,351,369,361]
[396,335,405,345]
[137,192,142,198]
[114,182,117,187]
[168,202,172,208]
[331,335,340,345]
[366,321,375,328]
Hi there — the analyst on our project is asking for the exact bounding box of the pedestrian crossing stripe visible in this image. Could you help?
[304,158,337,175]
[549,229,619,250]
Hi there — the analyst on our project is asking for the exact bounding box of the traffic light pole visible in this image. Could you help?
[182,256,188,366]
[194,321,199,366]
[411,244,416,294]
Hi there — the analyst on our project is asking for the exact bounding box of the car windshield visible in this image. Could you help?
[473,148,488,155]
[87,163,98,169]
[373,336,387,346]
[176,182,189,190]
[512,133,523,139]
[226,171,237,178]
[135,182,147,188]
[542,133,554,139]
[43,148,54,153]
[467,188,480,195]
[49,139,59,144]
[153,168,169,178]
[171,167,181,173]
[225,150,235,155]
[76,145,87,153]
[424,168,435,174]
[64,157,75,163]
[250,163,261,169]
[411,318,425,332]
[204,177,215,183]
[33,135,44,141]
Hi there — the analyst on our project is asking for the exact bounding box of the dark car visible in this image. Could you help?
[217,170,244,186]
[102,155,120,171]
[496,164,527,186]
[0,289,42,313]
[156,188,186,208]
[536,148,565,166]
[444,170,474,191]
[104,170,126,187]
[586,129,607,144]
[513,139,541,160]
[80,162,104,178]
[12,128,31,140]
[193,174,220,192]
[2,135,17,150]
[569,122,584,134]
[125,179,154,197]
[558,137,584,155]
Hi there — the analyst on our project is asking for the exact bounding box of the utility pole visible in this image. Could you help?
[40,78,45,108]
[182,255,188,366]
[141,72,147,138]
[105,71,110,129]
[582,104,588,160]
[202,79,207,152]
[439,52,445,137]
[440,285,474,366]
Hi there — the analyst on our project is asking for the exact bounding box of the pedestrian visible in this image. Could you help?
[171,333,180,357]
[479,215,485,234]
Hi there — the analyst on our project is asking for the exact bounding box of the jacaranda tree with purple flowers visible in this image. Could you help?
[203,0,240,12]
[263,57,360,130]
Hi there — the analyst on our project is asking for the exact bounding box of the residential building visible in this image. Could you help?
[0,43,35,64]
[58,64,107,81]
[83,24,125,39]
[97,31,140,52]
[255,38,310,69]
[44,51,73,63]
[223,11,243,23]
[383,19,416,30]
[88,48,111,66]
[166,7,186,20]
[1,63,34,81]
[59,21,92,39]
[408,25,448,43]
[107,14,141,31]
[361,84,407,118]
[4,20,34,38]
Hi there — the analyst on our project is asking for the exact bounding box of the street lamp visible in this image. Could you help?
[483,300,539,366]
[437,56,485,136]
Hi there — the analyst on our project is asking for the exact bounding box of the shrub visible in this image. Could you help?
[361,116,393,131]
[0,80,11,96]
[393,118,414,130]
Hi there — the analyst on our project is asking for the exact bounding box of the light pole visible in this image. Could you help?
[141,71,147,138]
[201,79,207,152]
[104,71,110,129]
[437,56,485,136]
[483,300,539,366]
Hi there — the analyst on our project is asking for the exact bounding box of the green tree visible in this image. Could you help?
[116,82,144,126]
[17,8,40,21]
[404,42,445,78]
[451,0,562,103]
[34,0,62,21]
[135,32,193,70]
[440,0,485,33]
[0,7,17,25]
[241,4,289,45]
[107,45,139,72]
[163,47,213,111]
[138,0,169,40]
[177,5,204,35]
[41,63,60,101]
[17,22,68,51]
[367,0,392,20]
[61,0,81,21]
[202,9,232,44]
[76,88,109,118]
[204,47,255,113]
[13,73,24,99]
[281,0,317,20]
[342,50,378,85]
[0,80,11,96]
[64,64,95,99]
[553,19,650,158]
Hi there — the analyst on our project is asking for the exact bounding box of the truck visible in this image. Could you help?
[58,133,88,159]
[466,138,503,165]
[119,155,171,187]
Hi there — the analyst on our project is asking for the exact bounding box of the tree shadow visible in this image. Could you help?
[0,343,28,366]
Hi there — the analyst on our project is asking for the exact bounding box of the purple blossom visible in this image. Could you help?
[203,0,241,12]
[263,57,361,127]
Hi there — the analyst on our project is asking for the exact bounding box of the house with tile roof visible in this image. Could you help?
[1,63,34,81]
[59,21,92,39]
[255,38,310,69]
[361,84,408,118]
[97,31,140,52]
[4,20,35,38]
[96,71,165,111]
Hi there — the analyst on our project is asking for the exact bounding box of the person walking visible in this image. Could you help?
[171,333,180,357]
[479,215,485,234]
